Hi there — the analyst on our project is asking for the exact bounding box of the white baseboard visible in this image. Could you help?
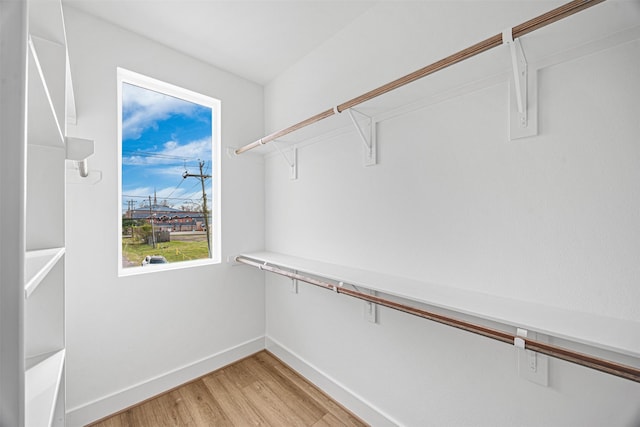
[265,336,400,427]
[66,336,265,427]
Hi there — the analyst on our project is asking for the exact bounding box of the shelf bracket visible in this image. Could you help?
[503,28,537,140]
[291,270,299,294]
[346,108,377,167]
[351,284,378,323]
[363,289,378,324]
[273,140,297,180]
[515,328,548,386]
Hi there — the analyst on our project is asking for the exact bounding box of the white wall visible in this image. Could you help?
[264,2,640,426]
[0,2,26,426]
[63,7,266,425]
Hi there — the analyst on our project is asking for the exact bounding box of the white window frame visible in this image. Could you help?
[117,68,221,276]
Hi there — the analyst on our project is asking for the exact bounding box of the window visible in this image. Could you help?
[117,68,221,275]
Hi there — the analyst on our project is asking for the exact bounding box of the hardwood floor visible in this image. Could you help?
[88,351,368,427]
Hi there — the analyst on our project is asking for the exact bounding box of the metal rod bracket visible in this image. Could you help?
[516,328,549,386]
[514,327,528,349]
[273,141,298,180]
[346,108,377,166]
[364,289,378,324]
[503,29,537,140]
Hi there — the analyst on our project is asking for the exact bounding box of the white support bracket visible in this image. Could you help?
[273,141,297,180]
[515,328,548,386]
[503,29,537,140]
[291,270,299,294]
[346,108,377,166]
[364,289,378,324]
[514,327,528,350]
[351,284,378,324]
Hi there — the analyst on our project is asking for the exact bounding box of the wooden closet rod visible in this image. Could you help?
[235,255,640,384]
[235,0,605,155]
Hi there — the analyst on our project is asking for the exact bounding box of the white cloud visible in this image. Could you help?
[122,83,199,140]
[161,138,211,163]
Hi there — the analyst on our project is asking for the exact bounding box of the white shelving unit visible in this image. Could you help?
[9,0,78,425]
[23,1,69,427]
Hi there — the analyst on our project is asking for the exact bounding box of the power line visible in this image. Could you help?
[164,176,186,200]
[183,179,203,195]
[122,194,207,202]
[122,150,195,161]
[202,160,211,176]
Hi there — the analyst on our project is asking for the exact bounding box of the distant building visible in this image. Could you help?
[124,203,209,232]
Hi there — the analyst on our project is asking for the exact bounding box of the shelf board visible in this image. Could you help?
[24,248,65,299]
[241,251,640,359]
[28,0,66,45]
[25,349,65,427]
[27,35,65,148]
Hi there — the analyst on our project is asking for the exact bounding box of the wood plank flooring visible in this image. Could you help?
[88,351,368,427]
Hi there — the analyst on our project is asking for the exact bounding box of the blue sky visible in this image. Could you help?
[121,82,213,213]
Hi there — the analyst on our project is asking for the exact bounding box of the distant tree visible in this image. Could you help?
[133,223,152,243]
[122,218,139,228]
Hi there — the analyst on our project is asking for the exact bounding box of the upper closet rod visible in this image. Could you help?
[235,0,605,155]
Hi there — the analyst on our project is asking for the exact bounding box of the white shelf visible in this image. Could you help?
[25,349,65,427]
[25,248,65,299]
[241,251,640,359]
[26,144,66,251]
[28,0,66,45]
[27,35,66,148]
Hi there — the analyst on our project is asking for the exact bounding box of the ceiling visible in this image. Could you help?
[64,0,376,85]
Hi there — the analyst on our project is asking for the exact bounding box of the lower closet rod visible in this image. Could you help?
[235,255,640,384]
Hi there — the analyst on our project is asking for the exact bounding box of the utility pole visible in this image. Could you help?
[183,160,212,257]
[148,195,156,249]
[127,199,136,218]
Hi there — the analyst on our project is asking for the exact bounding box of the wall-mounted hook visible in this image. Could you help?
[66,136,93,176]
[66,136,102,183]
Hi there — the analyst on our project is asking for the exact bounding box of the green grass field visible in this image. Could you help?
[122,237,209,265]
